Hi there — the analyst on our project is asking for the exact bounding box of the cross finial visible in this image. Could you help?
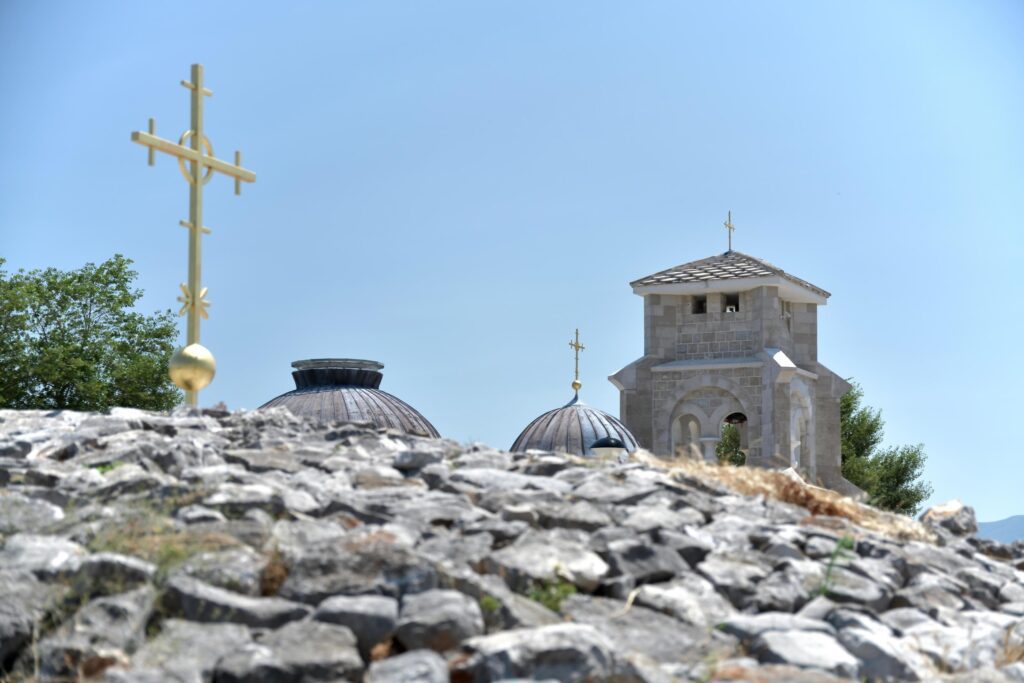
[724,210,735,252]
[569,328,586,394]
[131,64,256,407]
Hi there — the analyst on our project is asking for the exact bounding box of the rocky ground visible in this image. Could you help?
[1,407,1023,682]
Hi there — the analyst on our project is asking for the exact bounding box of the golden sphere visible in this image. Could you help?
[571,379,582,392]
[169,343,216,391]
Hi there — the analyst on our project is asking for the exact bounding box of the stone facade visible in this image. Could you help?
[610,251,858,493]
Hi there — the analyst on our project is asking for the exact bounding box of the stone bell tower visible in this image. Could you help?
[609,247,859,494]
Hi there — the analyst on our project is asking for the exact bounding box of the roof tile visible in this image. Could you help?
[631,251,828,297]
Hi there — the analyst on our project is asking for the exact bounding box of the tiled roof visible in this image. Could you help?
[631,250,828,297]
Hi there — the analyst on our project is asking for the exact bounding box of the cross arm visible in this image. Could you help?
[131,130,256,183]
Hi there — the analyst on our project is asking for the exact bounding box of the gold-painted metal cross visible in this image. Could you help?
[568,328,586,394]
[724,210,735,251]
[131,64,256,406]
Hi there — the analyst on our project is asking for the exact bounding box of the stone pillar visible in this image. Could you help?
[700,437,720,463]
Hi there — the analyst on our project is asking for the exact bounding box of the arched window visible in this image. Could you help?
[717,412,747,465]
[672,414,701,460]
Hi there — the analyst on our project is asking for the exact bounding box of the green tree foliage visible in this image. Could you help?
[0,255,181,411]
[840,383,884,462]
[840,381,932,516]
[716,423,746,466]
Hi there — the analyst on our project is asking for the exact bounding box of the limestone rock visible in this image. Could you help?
[603,536,690,585]
[617,503,705,534]
[655,528,713,567]
[452,623,621,681]
[560,594,737,666]
[921,499,978,537]
[203,482,287,518]
[836,624,929,681]
[395,588,485,652]
[175,546,269,596]
[223,448,304,474]
[0,533,87,579]
[696,551,772,607]
[214,620,364,682]
[314,594,399,659]
[0,492,64,534]
[749,629,860,678]
[114,619,251,681]
[0,568,67,669]
[891,577,966,615]
[484,533,609,592]
[534,500,613,532]
[73,552,156,598]
[719,613,835,642]
[37,586,155,680]
[1,407,1022,682]
[159,574,311,628]
[365,649,449,683]
[277,532,437,604]
[633,574,736,628]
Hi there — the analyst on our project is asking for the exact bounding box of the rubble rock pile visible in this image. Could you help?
[1,407,1023,682]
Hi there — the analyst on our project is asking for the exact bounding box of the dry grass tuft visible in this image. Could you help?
[997,624,1024,666]
[631,451,936,544]
[260,547,289,597]
[343,528,397,552]
[370,639,393,661]
[88,507,241,577]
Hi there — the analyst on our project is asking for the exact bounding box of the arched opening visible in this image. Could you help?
[671,414,701,460]
[716,412,747,466]
[790,408,811,471]
[789,378,816,477]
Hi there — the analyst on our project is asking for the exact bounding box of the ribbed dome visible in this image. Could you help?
[511,394,638,457]
[259,359,439,437]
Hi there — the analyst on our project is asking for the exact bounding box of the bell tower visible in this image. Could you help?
[610,247,859,494]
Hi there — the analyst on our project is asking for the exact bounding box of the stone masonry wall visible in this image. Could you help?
[675,291,759,361]
[652,366,764,461]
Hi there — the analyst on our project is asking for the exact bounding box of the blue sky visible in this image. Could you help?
[2,1,1022,522]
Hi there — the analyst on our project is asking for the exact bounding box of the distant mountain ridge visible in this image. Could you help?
[978,515,1024,543]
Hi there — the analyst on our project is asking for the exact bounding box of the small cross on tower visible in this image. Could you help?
[131,64,256,406]
[569,328,586,394]
[724,210,735,252]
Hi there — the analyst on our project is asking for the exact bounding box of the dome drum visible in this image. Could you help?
[260,358,439,438]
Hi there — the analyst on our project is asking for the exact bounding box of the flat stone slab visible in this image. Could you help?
[453,623,620,680]
[0,533,86,579]
[115,619,251,682]
[159,575,311,628]
[366,649,449,683]
[719,613,835,642]
[214,620,364,682]
[750,629,860,679]
[0,492,64,534]
[484,535,609,592]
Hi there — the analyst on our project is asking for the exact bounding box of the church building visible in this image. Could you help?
[610,236,858,494]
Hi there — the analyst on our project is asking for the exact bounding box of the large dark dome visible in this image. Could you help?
[259,359,439,437]
[511,393,638,457]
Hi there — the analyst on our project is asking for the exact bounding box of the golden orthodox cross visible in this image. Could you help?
[724,210,735,251]
[131,64,256,406]
[569,328,585,393]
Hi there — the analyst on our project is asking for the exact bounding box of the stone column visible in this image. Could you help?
[700,437,720,463]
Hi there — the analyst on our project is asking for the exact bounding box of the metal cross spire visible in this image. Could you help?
[569,328,586,394]
[724,210,735,252]
[131,64,256,406]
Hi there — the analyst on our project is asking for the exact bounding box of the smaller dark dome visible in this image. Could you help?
[260,359,439,437]
[511,394,638,457]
